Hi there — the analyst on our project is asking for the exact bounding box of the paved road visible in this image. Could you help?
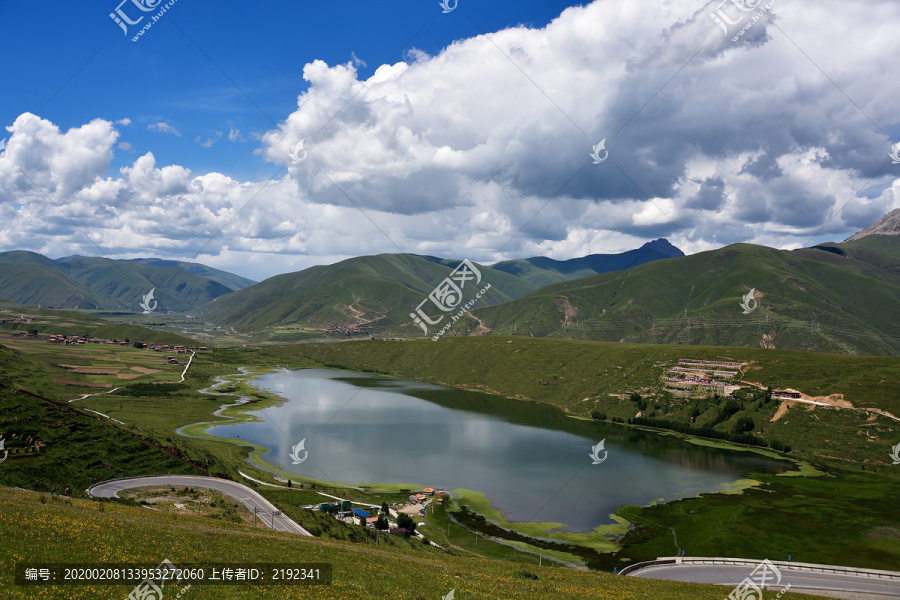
[632,563,900,599]
[88,475,312,536]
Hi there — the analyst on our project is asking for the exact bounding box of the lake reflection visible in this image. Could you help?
[207,368,792,532]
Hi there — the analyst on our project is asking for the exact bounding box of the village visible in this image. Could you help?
[661,357,802,400]
[7,329,209,367]
[309,487,447,540]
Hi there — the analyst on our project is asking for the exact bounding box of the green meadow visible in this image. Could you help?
[2,329,899,588]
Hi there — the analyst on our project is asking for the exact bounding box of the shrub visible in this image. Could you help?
[733,416,755,434]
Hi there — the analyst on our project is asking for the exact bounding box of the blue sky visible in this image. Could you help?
[1,0,899,280]
[1,0,576,181]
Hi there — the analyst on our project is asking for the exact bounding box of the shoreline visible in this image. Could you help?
[176,365,815,555]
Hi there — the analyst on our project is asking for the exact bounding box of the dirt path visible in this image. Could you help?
[770,401,790,422]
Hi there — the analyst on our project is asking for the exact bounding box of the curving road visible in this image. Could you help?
[87,475,312,536]
[630,561,900,599]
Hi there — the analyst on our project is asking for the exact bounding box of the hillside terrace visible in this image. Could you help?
[677,358,743,368]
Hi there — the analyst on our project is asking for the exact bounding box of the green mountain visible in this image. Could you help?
[0,252,115,310]
[491,238,684,287]
[454,236,900,355]
[198,253,535,331]
[0,251,252,312]
[125,257,256,291]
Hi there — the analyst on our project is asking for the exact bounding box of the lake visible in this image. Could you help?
[207,368,793,532]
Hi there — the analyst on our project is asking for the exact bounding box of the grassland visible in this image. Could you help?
[4,332,900,579]
[0,486,830,600]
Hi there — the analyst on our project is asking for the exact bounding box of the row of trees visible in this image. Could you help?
[628,415,789,451]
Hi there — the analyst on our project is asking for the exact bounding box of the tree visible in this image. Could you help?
[733,416,755,434]
[358,514,367,526]
[722,399,741,417]
[629,392,642,403]
[27,328,38,336]
[286,479,292,488]
[375,515,389,531]
[380,501,389,515]
[397,513,417,534]
[689,405,701,421]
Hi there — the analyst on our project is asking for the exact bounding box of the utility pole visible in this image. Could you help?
[271,510,280,529]
[253,507,257,527]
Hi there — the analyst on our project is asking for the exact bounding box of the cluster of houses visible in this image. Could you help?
[662,358,744,396]
[409,487,443,503]
[0,315,32,324]
[316,325,370,336]
[27,333,208,354]
[660,358,804,401]
[317,501,412,534]
[314,487,445,535]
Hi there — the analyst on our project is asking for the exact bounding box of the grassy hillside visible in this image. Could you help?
[199,254,535,332]
[0,366,202,494]
[0,251,244,312]
[128,257,257,291]
[55,255,235,312]
[0,306,196,346]
[0,254,115,310]
[4,338,898,576]
[0,486,829,600]
[453,241,900,355]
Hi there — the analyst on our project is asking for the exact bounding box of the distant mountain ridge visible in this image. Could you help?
[0,251,255,312]
[196,241,689,332]
[844,208,900,242]
[490,239,685,287]
[0,239,685,317]
[446,236,900,355]
[197,253,534,331]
